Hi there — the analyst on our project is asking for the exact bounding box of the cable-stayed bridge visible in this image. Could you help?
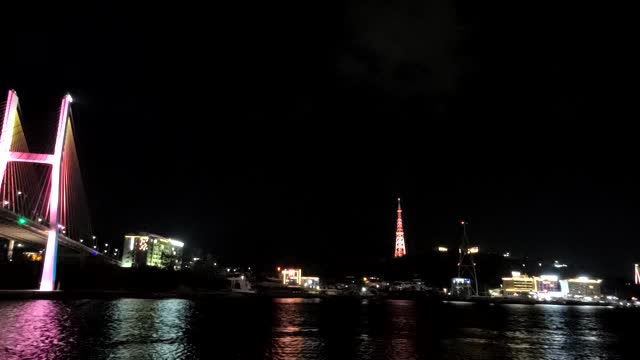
[0,90,119,291]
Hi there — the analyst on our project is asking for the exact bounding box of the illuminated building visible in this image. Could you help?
[560,277,602,297]
[501,273,563,297]
[535,275,560,293]
[278,268,320,289]
[502,273,536,295]
[394,198,406,258]
[451,278,473,298]
[301,276,320,290]
[121,233,184,270]
[280,268,302,286]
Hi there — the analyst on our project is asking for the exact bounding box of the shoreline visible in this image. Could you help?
[0,290,631,307]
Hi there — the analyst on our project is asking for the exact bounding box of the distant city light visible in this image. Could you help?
[105,243,109,247]
[538,263,542,267]
[16,243,23,247]
[438,246,448,252]
[17,191,22,195]
[66,94,73,103]
[503,252,510,257]
[3,200,8,205]
[361,287,367,292]
[193,257,200,261]
[468,246,479,254]
[511,271,521,277]
[37,218,42,222]
[92,235,96,240]
[569,276,602,284]
[277,266,281,272]
[93,245,97,249]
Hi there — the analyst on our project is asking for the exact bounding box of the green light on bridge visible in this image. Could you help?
[17,217,28,226]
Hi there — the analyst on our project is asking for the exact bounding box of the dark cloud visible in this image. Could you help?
[339,0,461,95]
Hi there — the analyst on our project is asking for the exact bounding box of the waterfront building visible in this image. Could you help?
[278,268,321,289]
[301,276,320,290]
[559,277,602,297]
[451,277,473,298]
[502,273,536,295]
[280,268,302,285]
[535,275,561,293]
[121,233,184,270]
[502,273,564,297]
[228,274,254,293]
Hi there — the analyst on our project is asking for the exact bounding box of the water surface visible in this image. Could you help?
[0,298,635,359]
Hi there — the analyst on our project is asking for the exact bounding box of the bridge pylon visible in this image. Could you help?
[0,90,72,291]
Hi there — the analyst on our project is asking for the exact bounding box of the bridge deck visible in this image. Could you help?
[0,209,120,265]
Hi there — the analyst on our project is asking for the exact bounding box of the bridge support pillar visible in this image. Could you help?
[7,239,14,261]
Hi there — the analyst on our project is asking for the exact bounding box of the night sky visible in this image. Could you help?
[1,1,637,277]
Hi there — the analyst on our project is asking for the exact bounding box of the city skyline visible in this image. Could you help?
[0,1,636,279]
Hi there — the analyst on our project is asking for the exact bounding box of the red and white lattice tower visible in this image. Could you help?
[394,197,407,258]
[635,264,640,285]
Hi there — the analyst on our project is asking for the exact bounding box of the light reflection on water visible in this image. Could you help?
[0,299,635,359]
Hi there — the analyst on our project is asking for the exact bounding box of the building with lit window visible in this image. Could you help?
[451,277,473,298]
[121,233,184,270]
[280,268,302,286]
[502,273,536,295]
[560,277,602,297]
[535,275,561,293]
